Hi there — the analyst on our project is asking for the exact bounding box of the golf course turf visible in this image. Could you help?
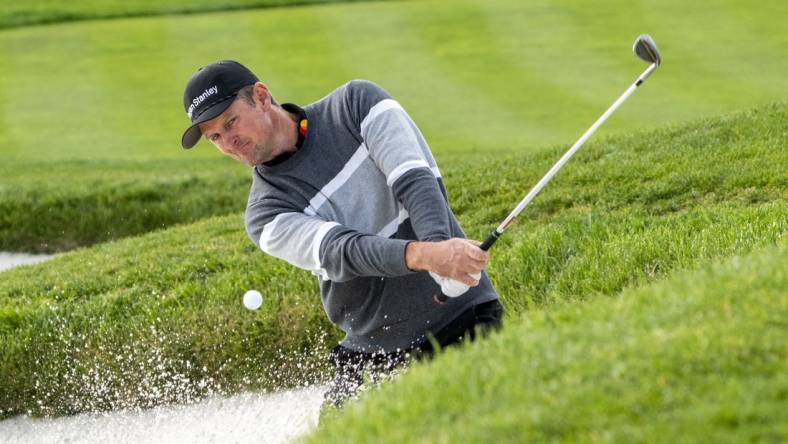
[1,102,785,422]
[308,239,787,443]
[0,0,785,440]
[0,0,372,29]
[2,0,786,252]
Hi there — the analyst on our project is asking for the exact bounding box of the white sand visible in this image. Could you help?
[0,253,326,443]
[0,386,325,444]
[0,252,55,273]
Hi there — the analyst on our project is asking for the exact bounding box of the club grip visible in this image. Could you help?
[479,230,501,251]
[434,232,500,304]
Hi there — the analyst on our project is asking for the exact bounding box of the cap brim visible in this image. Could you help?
[181,95,236,149]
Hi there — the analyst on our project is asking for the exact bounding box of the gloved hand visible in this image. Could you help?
[429,271,482,298]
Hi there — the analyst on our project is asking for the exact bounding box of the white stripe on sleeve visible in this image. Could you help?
[259,213,283,250]
[258,212,339,276]
[360,99,403,136]
[431,165,442,179]
[377,207,410,238]
[386,159,430,186]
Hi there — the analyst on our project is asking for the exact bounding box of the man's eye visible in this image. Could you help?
[210,135,219,142]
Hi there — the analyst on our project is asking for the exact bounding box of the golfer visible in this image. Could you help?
[180,60,502,407]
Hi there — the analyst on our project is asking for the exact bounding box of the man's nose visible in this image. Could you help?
[230,134,242,149]
[219,134,239,154]
[218,137,236,155]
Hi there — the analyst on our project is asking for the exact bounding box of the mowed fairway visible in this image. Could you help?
[0,0,357,29]
[1,0,786,251]
[3,0,787,161]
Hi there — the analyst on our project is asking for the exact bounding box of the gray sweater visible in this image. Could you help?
[245,80,498,353]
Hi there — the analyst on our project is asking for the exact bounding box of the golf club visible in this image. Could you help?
[435,34,662,303]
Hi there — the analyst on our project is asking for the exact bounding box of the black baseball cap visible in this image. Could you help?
[181,60,259,149]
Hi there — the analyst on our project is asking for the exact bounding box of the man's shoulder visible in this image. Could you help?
[307,80,394,126]
[344,79,387,93]
[245,168,308,212]
[315,79,387,99]
[309,80,391,109]
[342,79,392,104]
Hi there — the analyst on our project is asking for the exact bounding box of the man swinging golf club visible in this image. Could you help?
[180,62,503,408]
[180,33,661,408]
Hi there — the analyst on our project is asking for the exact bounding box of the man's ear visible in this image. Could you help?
[252,82,270,109]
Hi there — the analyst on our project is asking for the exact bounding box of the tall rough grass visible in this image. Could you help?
[308,240,787,443]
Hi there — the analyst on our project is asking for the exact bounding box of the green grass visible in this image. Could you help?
[307,239,787,443]
[0,158,248,252]
[1,1,784,437]
[0,215,337,416]
[0,102,785,418]
[0,0,373,29]
[1,0,786,251]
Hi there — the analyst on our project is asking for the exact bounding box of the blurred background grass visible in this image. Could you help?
[0,0,372,29]
[1,0,786,251]
[2,0,786,163]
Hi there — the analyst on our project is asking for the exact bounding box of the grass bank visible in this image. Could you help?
[2,0,786,252]
[0,215,336,417]
[308,240,787,443]
[0,103,785,418]
[0,158,248,253]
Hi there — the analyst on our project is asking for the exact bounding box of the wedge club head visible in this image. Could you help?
[634,34,661,66]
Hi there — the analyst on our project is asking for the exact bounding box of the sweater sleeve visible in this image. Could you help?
[318,225,412,282]
[390,169,453,242]
[247,199,412,282]
[349,80,453,242]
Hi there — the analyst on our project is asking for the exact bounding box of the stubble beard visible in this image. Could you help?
[251,141,271,166]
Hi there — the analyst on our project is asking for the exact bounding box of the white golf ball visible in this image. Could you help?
[243,290,263,310]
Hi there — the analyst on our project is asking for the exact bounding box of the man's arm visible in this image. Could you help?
[247,200,486,285]
[246,81,487,285]
[247,201,414,282]
[350,81,453,242]
[350,80,487,286]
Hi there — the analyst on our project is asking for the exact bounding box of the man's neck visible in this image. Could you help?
[261,108,299,166]
[284,109,300,150]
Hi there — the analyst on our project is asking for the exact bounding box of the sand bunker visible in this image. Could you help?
[0,252,56,272]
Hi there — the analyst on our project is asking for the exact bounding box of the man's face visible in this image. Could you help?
[198,84,276,166]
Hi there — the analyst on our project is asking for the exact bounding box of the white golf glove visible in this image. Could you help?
[429,271,482,298]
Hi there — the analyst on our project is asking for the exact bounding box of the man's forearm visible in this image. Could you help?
[392,170,453,242]
[319,225,414,282]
